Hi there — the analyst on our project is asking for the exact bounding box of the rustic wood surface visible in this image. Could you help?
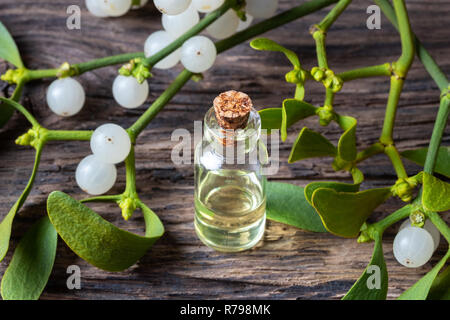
[0,0,449,300]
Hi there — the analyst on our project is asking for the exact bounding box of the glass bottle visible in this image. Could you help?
[194,91,266,252]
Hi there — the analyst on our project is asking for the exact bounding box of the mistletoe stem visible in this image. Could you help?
[424,96,450,174]
[324,88,335,106]
[80,195,121,203]
[380,77,404,145]
[74,52,144,75]
[26,68,58,81]
[44,130,92,141]
[26,52,145,80]
[124,146,138,198]
[120,146,140,220]
[354,142,385,164]
[312,0,352,69]
[318,0,352,31]
[392,0,414,73]
[127,69,193,141]
[426,211,450,244]
[215,0,338,53]
[377,0,413,180]
[313,30,328,69]
[416,44,449,92]
[384,144,408,179]
[11,79,24,101]
[370,204,413,235]
[338,63,392,82]
[380,0,414,145]
[375,0,448,91]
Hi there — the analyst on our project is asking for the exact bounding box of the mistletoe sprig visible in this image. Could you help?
[254,0,450,300]
[0,0,343,300]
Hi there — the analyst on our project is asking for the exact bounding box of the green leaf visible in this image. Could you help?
[304,181,360,206]
[281,99,317,141]
[428,266,450,300]
[250,38,300,68]
[259,108,282,132]
[266,182,326,232]
[398,250,450,300]
[0,148,41,262]
[1,217,57,300]
[0,91,26,129]
[351,167,365,185]
[342,233,388,300]
[47,191,164,272]
[294,85,305,101]
[422,172,450,212]
[336,115,357,162]
[0,99,15,128]
[288,127,336,163]
[0,21,24,68]
[311,187,392,238]
[401,147,450,178]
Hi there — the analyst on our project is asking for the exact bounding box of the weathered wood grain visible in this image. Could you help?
[0,0,449,300]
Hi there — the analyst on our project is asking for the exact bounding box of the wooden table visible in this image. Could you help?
[0,0,449,300]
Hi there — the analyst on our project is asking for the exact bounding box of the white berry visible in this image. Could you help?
[180,35,217,73]
[393,226,434,268]
[112,75,149,109]
[192,0,224,13]
[76,155,117,195]
[246,0,278,18]
[237,13,253,32]
[153,0,191,15]
[144,30,181,69]
[162,3,199,37]
[206,9,239,39]
[90,124,131,164]
[99,0,132,17]
[131,0,148,9]
[400,219,441,251]
[86,0,109,17]
[46,77,85,117]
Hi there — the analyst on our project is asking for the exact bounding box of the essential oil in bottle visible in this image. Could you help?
[194,90,266,252]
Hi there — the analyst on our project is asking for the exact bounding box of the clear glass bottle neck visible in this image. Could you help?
[203,106,261,156]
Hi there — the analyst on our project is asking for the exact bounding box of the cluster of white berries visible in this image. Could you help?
[86,0,278,21]
[44,78,132,193]
[86,0,149,18]
[76,123,132,195]
[144,0,278,72]
[393,218,440,268]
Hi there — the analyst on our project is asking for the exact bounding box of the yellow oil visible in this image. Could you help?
[194,169,266,252]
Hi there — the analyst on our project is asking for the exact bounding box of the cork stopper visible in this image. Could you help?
[213,90,252,130]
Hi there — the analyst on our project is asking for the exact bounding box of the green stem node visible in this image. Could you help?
[142,0,235,67]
